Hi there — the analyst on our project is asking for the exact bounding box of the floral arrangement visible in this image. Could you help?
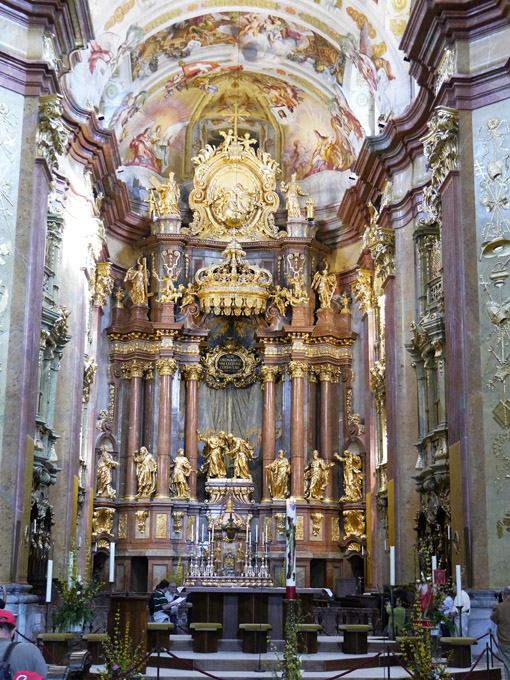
[54,573,102,631]
[401,603,451,680]
[100,611,145,680]
[271,605,303,680]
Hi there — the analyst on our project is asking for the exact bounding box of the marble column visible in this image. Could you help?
[143,363,154,451]
[318,364,340,501]
[156,358,177,499]
[287,361,307,499]
[122,359,145,498]
[180,364,203,501]
[260,366,280,502]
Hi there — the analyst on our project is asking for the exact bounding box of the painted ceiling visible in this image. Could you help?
[67,0,411,215]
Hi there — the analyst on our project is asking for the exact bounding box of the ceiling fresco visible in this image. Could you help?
[66,0,411,213]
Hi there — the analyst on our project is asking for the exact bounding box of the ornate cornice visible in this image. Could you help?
[156,358,178,377]
[287,361,308,379]
[121,359,145,380]
[180,364,203,382]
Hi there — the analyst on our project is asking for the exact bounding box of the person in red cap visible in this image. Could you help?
[0,610,47,680]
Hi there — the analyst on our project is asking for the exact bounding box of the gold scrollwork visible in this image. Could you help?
[92,507,115,536]
[172,511,185,533]
[136,509,149,534]
[202,338,259,389]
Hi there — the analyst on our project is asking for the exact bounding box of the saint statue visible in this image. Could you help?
[228,433,257,480]
[281,172,308,218]
[124,260,148,305]
[304,450,335,501]
[96,445,119,499]
[133,446,157,498]
[334,450,363,502]
[311,262,337,309]
[266,450,291,499]
[198,431,227,478]
[171,449,194,499]
[158,172,180,216]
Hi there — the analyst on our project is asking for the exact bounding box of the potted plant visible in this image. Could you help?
[100,612,145,680]
[54,573,102,632]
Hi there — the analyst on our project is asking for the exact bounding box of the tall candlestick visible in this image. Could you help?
[455,564,462,605]
[46,559,53,603]
[390,545,395,586]
[109,542,115,583]
[285,497,297,600]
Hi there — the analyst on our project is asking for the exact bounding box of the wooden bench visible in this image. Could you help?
[189,623,222,653]
[440,637,477,668]
[238,623,272,654]
[147,622,175,651]
[338,624,373,654]
[37,633,74,664]
[82,633,108,664]
[297,624,321,654]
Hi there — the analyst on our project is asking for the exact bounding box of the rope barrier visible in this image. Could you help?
[475,631,490,641]
[162,646,230,680]
[386,649,417,679]
[457,647,486,680]
[317,651,383,680]
[105,647,154,680]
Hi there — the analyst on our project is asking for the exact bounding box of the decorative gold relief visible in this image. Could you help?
[312,262,337,309]
[287,361,308,379]
[316,364,341,383]
[363,203,395,281]
[124,258,149,305]
[281,173,308,218]
[202,338,259,389]
[343,509,365,537]
[156,358,178,376]
[94,262,114,307]
[92,507,115,536]
[370,359,386,412]
[187,129,279,241]
[96,445,119,499]
[335,451,363,502]
[435,47,456,95]
[36,95,68,174]
[172,511,185,533]
[285,254,309,305]
[275,513,286,535]
[264,516,273,542]
[156,514,168,538]
[331,517,340,542]
[351,270,374,314]
[122,359,146,380]
[346,388,365,435]
[310,512,323,537]
[296,515,304,540]
[259,365,281,387]
[195,240,272,316]
[83,355,98,404]
[134,446,157,498]
[149,173,181,217]
[151,250,182,304]
[136,509,149,534]
[180,364,203,382]
[118,513,127,539]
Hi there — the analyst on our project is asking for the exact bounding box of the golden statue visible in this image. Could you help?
[304,450,335,501]
[124,258,148,305]
[266,449,291,499]
[171,449,194,499]
[343,509,366,538]
[96,445,119,499]
[145,188,160,219]
[150,173,180,216]
[199,431,227,478]
[133,446,157,498]
[228,433,257,480]
[305,198,315,220]
[178,282,197,308]
[267,285,291,316]
[335,451,363,502]
[311,262,336,309]
[281,172,308,218]
[152,251,182,304]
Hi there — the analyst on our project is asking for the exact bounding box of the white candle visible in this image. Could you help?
[447,525,451,540]
[455,564,462,605]
[68,551,74,587]
[195,517,198,544]
[262,527,265,547]
[190,522,194,543]
[109,542,115,583]
[431,555,437,572]
[211,523,214,544]
[255,525,258,544]
[390,546,395,586]
[46,559,53,603]
[201,524,205,543]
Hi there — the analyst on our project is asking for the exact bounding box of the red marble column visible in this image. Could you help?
[318,364,340,502]
[260,366,280,502]
[156,358,177,499]
[288,361,307,499]
[123,359,145,498]
[143,363,154,450]
[181,364,203,501]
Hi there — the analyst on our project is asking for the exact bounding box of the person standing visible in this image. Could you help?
[491,586,510,680]
[0,610,47,679]
[452,584,471,636]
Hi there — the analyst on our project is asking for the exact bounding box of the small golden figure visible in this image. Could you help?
[158,172,180,216]
[281,172,308,219]
[304,450,335,501]
[305,198,315,220]
[178,282,197,309]
[96,445,119,499]
[335,451,363,502]
[134,445,157,498]
[311,262,337,309]
[145,188,160,219]
[124,259,148,305]
[171,449,194,499]
[266,449,291,499]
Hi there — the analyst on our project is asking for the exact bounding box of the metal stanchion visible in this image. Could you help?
[456,605,464,637]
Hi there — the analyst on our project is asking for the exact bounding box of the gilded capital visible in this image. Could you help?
[317,364,341,383]
[259,365,281,387]
[180,364,203,382]
[36,95,68,174]
[157,358,178,377]
[287,361,308,379]
[144,363,154,380]
[121,359,146,380]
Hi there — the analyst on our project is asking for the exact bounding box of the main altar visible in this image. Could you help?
[92,119,365,593]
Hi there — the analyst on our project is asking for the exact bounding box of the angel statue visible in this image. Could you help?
[311,262,337,309]
[124,259,148,305]
[304,450,335,501]
[134,446,157,498]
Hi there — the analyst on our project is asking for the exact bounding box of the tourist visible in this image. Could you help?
[0,610,47,679]
[491,586,510,680]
